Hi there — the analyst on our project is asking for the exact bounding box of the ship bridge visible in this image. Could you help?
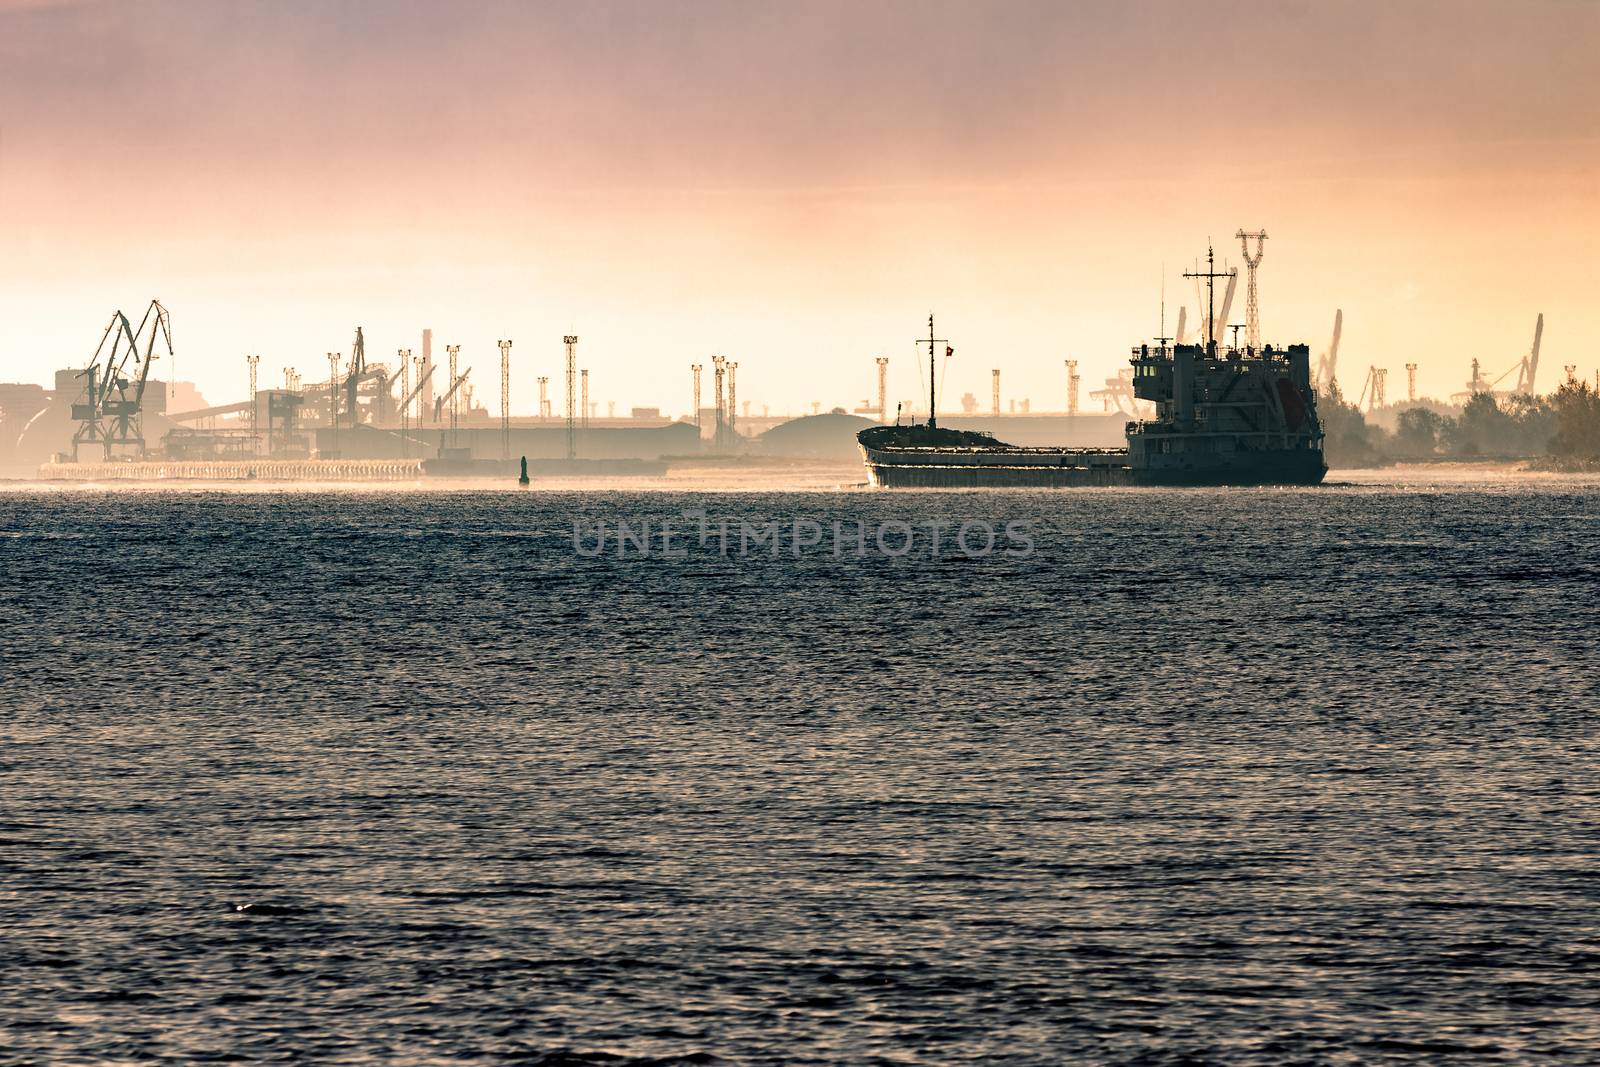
[1125,341,1319,461]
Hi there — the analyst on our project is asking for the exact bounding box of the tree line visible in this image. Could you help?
[1318,381,1600,469]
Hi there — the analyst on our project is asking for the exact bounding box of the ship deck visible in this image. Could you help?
[861,443,1131,469]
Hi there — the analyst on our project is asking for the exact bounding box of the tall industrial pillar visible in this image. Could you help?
[498,339,512,461]
[420,329,434,425]
[563,336,578,459]
[580,368,590,432]
[398,349,411,430]
[1405,363,1418,403]
[246,354,260,450]
[875,357,889,423]
[411,354,424,448]
[712,355,727,449]
[726,362,738,440]
[326,352,341,456]
[537,376,550,418]
[1372,367,1388,409]
[691,364,702,433]
[446,344,461,444]
[991,369,1000,415]
[1065,359,1080,416]
[398,349,411,456]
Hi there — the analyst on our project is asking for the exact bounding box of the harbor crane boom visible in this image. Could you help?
[1213,271,1238,349]
[1315,309,1342,392]
[343,326,366,423]
[398,364,435,413]
[1468,314,1549,401]
[1515,313,1544,394]
[437,366,472,408]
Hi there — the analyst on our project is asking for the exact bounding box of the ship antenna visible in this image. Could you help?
[1182,241,1234,354]
[1159,264,1167,354]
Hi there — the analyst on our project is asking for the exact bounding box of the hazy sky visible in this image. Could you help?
[2,0,1596,413]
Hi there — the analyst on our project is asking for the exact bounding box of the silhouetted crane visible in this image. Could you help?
[71,300,172,460]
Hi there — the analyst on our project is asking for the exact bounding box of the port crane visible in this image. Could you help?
[397,363,435,420]
[71,299,172,460]
[1452,314,1545,402]
[1212,271,1238,350]
[1088,367,1151,418]
[435,366,471,426]
[337,326,398,426]
[1354,366,1388,412]
[1517,313,1544,394]
[343,326,366,423]
[1314,309,1342,394]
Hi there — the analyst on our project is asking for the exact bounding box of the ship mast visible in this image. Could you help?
[922,314,948,429]
[1183,243,1235,353]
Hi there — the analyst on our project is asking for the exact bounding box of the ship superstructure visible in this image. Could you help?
[1117,336,1322,483]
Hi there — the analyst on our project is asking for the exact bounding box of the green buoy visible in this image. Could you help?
[518,456,530,487]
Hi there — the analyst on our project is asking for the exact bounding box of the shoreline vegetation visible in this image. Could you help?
[1318,380,1600,472]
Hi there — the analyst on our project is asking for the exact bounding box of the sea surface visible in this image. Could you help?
[3,474,1599,1064]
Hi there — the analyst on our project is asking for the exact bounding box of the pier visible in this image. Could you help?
[37,458,425,482]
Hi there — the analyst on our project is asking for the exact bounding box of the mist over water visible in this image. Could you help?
[3,478,1599,1063]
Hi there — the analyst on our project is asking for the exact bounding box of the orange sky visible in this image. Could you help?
[2,0,1596,414]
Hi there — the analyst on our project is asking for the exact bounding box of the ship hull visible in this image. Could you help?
[860,444,1327,488]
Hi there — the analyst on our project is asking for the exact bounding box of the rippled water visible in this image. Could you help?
[3,478,1599,1063]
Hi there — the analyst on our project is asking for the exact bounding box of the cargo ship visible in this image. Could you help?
[859,248,1327,488]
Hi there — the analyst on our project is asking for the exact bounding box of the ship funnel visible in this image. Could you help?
[1174,346,1195,425]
